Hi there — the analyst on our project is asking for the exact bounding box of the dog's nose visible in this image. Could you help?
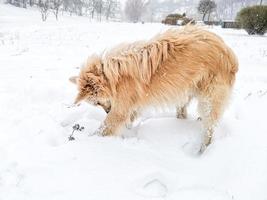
[104,108,110,114]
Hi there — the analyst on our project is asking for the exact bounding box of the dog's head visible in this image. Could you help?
[70,55,111,113]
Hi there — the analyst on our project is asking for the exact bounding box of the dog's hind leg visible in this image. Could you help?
[176,97,191,119]
[176,105,187,119]
[198,85,230,152]
[125,110,139,129]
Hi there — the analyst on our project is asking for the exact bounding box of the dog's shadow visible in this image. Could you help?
[122,113,230,155]
[119,115,203,154]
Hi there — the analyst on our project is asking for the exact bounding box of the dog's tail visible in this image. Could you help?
[223,46,239,86]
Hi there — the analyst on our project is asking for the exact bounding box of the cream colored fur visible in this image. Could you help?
[70,26,238,152]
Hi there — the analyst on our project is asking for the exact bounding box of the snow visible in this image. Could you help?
[1,4,267,200]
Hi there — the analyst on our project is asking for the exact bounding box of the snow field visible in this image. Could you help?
[0,4,267,200]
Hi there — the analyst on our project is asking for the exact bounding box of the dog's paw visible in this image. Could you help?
[92,124,106,136]
[198,143,207,154]
[92,124,114,137]
[182,141,211,156]
[197,117,202,121]
[125,123,133,129]
[176,113,187,119]
[198,142,213,154]
[92,129,103,136]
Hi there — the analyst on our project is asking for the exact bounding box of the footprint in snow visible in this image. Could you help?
[0,162,24,188]
[133,173,168,198]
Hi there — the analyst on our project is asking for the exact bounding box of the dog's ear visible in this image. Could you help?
[69,76,78,84]
[73,74,101,104]
[85,73,102,92]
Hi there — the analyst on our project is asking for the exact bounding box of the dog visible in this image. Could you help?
[70,26,238,152]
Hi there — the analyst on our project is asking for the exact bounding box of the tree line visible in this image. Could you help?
[6,0,121,21]
[5,0,265,22]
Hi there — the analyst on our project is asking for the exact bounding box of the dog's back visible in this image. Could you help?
[138,27,238,106]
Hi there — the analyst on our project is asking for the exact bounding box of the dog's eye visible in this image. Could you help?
[85,84,93,89]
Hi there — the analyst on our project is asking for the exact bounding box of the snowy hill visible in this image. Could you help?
[0,4,267,200]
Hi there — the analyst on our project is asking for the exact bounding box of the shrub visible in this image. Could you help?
[236,5,267,35]
[181,17,195,25]
[162,13,195,26]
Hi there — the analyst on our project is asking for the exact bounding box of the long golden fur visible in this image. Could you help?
[70,26,238,152]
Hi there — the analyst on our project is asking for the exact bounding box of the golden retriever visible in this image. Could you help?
[70,26,238,152]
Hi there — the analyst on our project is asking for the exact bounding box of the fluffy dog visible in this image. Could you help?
[70,26,238,152]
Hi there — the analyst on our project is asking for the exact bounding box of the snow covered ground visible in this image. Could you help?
[0,4,267,200]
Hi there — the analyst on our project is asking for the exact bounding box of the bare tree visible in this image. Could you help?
[73,0,83,16]
[7,0,27,7]
[90,0,97,18]
[197,0,216,21]
[104,0,119,20]
[22,0,27,8]
[39,0,50,21]
[144,0,160,22]
[62,0,70,11]
[95,0,104,21]
[51,0,63,20]
[62,0,75,15]
[29,0,34,6]
[83,0,92,17]
[124,0,146,22]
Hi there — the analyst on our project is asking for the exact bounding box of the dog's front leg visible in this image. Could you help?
[95,109,128,136]
[125,110,139,129]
